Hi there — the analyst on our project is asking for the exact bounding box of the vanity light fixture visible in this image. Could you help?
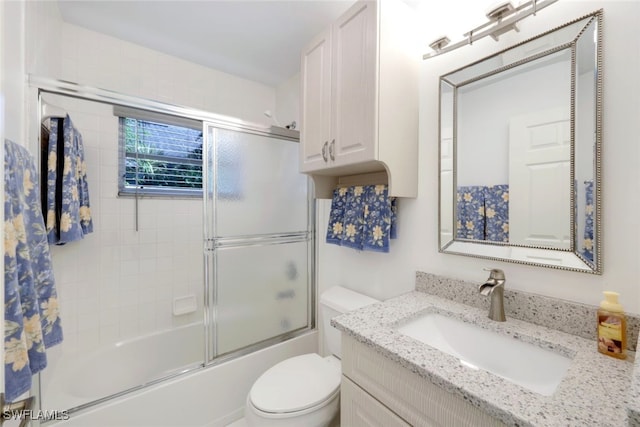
[428,36,451,52]
[484,1,519,41]
[486,1,515,19]
[424,0,558,59]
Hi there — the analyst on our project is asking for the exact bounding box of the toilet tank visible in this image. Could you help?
[319,286,379,358]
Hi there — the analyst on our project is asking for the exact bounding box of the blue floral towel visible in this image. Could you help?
[456,185,509,242]
[45,115,93,244]
[326,187,348,245]
[583,180,594,262]
[456,186,485,240]
[4,140,62,402]
[326,185,397,252]
[340,186,366,250]
[362,185,395,252]
[484,185,509,242]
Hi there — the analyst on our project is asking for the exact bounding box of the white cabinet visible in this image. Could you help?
[330,1,377,167]
[300,27,332,172]
[341,335,507,427]
[299,0,419,198]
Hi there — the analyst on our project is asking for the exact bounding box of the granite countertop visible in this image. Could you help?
[333,291,635,427]
[628,352,640,426]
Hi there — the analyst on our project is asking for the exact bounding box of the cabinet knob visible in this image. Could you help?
[329,139,335,161]
[322,141,329,162]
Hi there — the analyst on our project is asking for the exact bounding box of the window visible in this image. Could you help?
[117,107,203,197]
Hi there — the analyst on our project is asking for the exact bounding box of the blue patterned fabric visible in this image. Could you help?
[457,185,509,242]
[484,185,509,242]
[4,140,62,402]
[326,187,348,245]
[390,195,398,240]
[583,180,594,262]
[45,116,93,245]
[362,185,394,252]
[456,186,485,240]
[326,185,397,252]
[340,186,366,250]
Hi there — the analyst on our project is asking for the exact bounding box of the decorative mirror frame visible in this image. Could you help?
[438,10,603,274]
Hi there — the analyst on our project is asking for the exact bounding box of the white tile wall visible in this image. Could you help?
[42,94,204,354]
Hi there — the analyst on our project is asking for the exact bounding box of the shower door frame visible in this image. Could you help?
[26,75,316,416]
[202,121,316,364]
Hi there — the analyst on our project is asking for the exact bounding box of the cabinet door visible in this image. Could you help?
[300,27,332,172]
[332,1,377,166]
[342,376,412,427]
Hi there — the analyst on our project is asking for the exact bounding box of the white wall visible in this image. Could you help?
[25,0,61,79]
[54,25,277,128]
[3,0,27,144]
[317,0,640,314]
[275,72,301,129]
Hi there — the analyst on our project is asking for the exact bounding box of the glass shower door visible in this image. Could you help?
[204,124,312,359]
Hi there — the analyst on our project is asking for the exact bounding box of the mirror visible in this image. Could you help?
[439,11,602,274]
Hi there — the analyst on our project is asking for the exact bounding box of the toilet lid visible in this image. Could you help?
[250,353,341,414]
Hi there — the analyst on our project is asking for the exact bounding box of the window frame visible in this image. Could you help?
[116,106,204,198]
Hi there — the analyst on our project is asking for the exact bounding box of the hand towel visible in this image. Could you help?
[340,186,366,250]
[456,186,485,240]
[362,185,394,252]
[326,187,348,246]
[583,180,594,262]
[484,184,509,242]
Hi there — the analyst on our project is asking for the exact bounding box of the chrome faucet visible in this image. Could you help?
[478,269,506,322]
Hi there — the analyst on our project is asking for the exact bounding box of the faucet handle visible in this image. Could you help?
[483,268,505,281]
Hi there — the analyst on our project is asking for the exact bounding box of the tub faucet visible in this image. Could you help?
[478,268,506,322]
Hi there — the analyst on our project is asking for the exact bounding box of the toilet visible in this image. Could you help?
[244,286,379,427]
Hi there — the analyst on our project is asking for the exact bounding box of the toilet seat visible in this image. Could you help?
[249,354,341,414]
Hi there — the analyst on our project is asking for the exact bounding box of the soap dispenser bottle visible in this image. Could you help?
[597,291,627,359]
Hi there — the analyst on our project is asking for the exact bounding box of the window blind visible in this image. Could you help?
[115,107,204,197]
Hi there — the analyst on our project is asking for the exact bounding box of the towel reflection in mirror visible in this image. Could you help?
[456,185,509,242]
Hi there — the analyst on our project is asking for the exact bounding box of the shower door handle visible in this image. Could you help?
[321,141,329,162]
[329,139,335,161]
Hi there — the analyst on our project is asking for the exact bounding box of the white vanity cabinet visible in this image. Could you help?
[299,0,419,198]
[341,335,506,427]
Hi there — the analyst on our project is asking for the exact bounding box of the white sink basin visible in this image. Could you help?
[397,313,572,396]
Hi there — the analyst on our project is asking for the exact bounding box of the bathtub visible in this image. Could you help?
[46,331,318,426]
[41,322,205,412]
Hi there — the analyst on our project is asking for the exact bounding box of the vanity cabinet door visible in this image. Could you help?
[300,28,332,172]
[342,335,507,427]
[342,376,411,427]
[330,0,377,167]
